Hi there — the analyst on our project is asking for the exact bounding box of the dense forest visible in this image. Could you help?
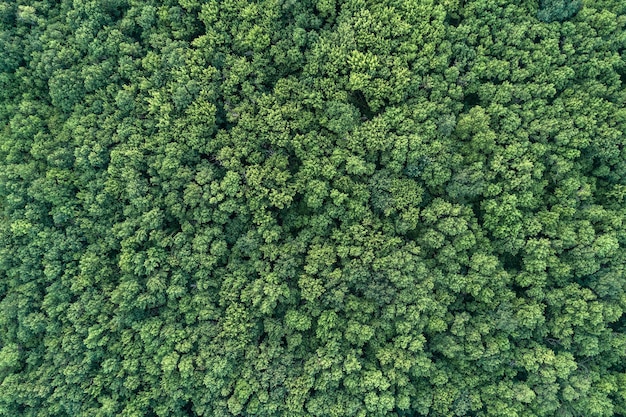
[1,0,626,416]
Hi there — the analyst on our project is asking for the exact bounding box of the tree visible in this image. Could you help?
[1,0,626,416]
[538,0,583,23]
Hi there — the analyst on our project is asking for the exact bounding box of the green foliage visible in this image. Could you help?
[538,0,583,22]
[1,0,626,416]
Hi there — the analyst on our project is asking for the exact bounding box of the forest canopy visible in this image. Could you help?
[1,0,626,416]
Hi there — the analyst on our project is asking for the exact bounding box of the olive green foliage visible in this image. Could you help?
[1,0,626,416]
